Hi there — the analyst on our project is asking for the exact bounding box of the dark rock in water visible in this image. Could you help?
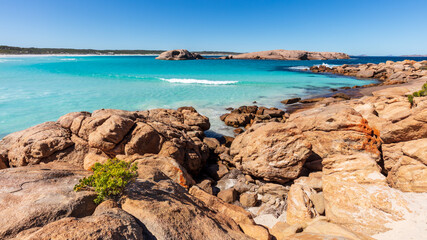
[281,97,301,104]
[155,49,205,60]
[226,107,234,111]
[340,87,351,90]
[299,97,326,103]
[330,88,338,92]
[332,93,351,100]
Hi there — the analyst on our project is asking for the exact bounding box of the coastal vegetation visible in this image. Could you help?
[74,158,138,204]
[0,45,240,55]
[407,82,427,105]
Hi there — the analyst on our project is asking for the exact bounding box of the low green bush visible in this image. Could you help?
[74,158,138,204]
[407,82,427,106]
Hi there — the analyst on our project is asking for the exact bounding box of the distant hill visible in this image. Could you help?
[0,45,240,55]
[400,54,427,57]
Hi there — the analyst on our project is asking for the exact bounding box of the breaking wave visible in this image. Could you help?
[159,78,238,85]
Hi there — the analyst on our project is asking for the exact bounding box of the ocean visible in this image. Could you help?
[1,55,426,138]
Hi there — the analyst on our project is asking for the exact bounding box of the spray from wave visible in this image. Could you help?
[159,78,237,85]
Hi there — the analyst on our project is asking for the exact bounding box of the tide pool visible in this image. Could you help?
[1,55,424,137]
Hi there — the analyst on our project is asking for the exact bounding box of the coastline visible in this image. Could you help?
[0,59,426,240]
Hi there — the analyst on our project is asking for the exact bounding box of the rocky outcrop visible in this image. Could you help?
[156,49,205,60]
[0,161,258,239]
[383,139,427,192]
[231,50,350,60]
[0,163,97,239]
[230,122,312,183]
[220,105,288,133]
[310,60,427,85]
[15,207,143,240]
[189,186,272,240]
[287,104,410,235]
[0,107,210,176]
[122,179,252,240]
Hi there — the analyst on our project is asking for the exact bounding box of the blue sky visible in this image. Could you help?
[0,0,426,55]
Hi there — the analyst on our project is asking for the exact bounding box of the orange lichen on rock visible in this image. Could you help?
[355,118,383,154]
[172,166,189,188]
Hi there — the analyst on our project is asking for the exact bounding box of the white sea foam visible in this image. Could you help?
[0,59,23,63]
[60,58,76,61]
[159,78,237,85]
[289,66,309,70]
[316,62,340,68]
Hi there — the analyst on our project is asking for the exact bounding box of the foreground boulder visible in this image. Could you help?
[121,178,252,240]
[15,207,143,240]
[288,104,410,235]
[383,138,427,192]
[0,163,97,239]
[231,49,349,60]
[0,108,210,176]
[230,122,312,183]
[156,49,204,60]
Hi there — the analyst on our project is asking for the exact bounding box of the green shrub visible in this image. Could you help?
[407,82,427,107]
[74,158,138,204]
[408,94,414,105]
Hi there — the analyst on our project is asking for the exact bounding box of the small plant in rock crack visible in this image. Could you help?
[74,158,138,204]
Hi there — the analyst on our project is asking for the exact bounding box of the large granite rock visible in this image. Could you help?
[0,108,210,176]
[309,60,427,85]
[351,95,427,144]
[230,122,312,183]
[156,49,204,60]
[383,138,427,192]
[118,154,196,188]
[231,49,349,60]
[121,179,252,240]
[288,104,410,235]
[15,208,143,240]
[0,163,97,239]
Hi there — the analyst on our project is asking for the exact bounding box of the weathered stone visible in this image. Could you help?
[0,122,74,167]
[286,184,319,225]
[122,180,251,240]
[384,138,427,192]
[218,188,238,203]
[240,192,258,207]
[197,179,214,195]
[281,98,301,104]
[0,163,97,239]
[230,122,312,183]
[88,115,134,151]
[303,220,365,240]
[205,162,229,180]
[15,208,143,240]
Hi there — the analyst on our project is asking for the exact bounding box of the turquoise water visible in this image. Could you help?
[0,55,412,137]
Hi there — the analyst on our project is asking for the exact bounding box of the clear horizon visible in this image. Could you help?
[1,0,426,56]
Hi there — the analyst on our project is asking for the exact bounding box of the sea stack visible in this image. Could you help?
[156,49,205,60]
